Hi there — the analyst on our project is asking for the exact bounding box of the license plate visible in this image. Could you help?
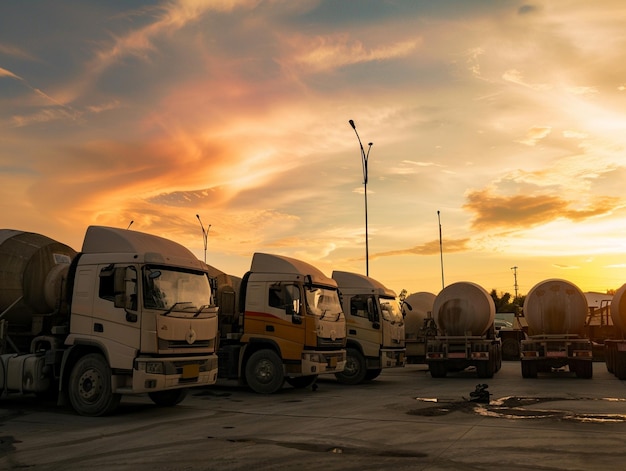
[448,353,466,359]
[547,351,566,358]
[328,356,338,368]
[182,364,200,379]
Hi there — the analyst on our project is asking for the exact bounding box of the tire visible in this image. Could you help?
[521,361,537,379]
[606,344,615,374]
[476,360,494,379]
[428,362,447,378]
[245,349,284,394]
[334,348,367,385]
[68,353,121,417]
[493,344,502,372]
[616,353,626,380]
[364,368,382,381]
[501,338,520,361]
[148,388,188,407]
[574,361,593,379]
[285,375,318,389]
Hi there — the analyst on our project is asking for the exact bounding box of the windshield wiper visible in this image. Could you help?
[194,304,212,317]
[162,301,193,316]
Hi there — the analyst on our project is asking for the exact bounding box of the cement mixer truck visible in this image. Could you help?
[331,271,405,384]
[210,254,347,393]
[0,227,219,416]
[603,284,626,379]
[402,292,437,364]
[520,279,592,378]
[425,282,502,378]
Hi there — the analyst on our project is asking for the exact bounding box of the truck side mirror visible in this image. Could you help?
[113,268,127,309]
[113,267,137,311]
[367,298,379,323]
[288,299,302,324]
[287,298,300,315]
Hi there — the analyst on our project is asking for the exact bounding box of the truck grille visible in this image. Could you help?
[317,337,344,348]
[158,339,213,350]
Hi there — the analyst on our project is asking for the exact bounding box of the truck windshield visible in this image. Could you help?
[305,285,343,319]
[143,266,213,316]
[379,296,404,324]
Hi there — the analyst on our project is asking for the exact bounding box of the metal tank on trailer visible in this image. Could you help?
[425,282,502,378]
[520,278,593,378]
[604,284,626,379]
[0,230,77,340]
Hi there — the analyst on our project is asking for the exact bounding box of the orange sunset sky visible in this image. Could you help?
[2,1,626,298]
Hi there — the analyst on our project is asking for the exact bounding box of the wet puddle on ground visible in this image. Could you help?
[410,396,626,423]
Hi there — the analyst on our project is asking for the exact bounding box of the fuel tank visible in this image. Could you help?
[432,282,495,336]
[610,283,626,334]
[523,279,587,336]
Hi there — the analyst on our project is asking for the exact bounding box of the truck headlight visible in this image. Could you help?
[143,361,164,374]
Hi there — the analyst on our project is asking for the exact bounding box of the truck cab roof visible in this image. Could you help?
[332,270,396,297]
[250,253,336,287]
[81,226,204,270]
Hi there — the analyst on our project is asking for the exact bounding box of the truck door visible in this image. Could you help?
[348,295,380,358]
[244,281,305,361]
[92,265,141,370]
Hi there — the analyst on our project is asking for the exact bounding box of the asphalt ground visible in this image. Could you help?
[2,360,626,471]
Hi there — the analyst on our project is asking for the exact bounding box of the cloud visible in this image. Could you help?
[370,238,471,260]
[0,67,21,80]
[516,125,552,146]
[552,263,580,270]
[290,35,421,73]
[464,189,621,230]
[518,5,539,15]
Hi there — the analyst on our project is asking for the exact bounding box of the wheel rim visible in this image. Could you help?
[254,358,276,384]
[77,368,104,402]
[343,355,359,377]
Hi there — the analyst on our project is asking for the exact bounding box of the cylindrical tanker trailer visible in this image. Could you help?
[0,227,220,416]
[424,282,501,378]
[402,292,436,364]
[604,284,626,379]
[0,230,77,338]
[520,279,592,378]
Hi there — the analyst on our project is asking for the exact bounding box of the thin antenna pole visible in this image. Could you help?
[511,266,519,298]
[437,210,444,290]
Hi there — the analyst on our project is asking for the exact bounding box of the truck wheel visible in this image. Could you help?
[148,388,188,406]
[245,350,284,394]
[521,361,537,379]
[364,368,382,381]
[476,360,494,379]
[429,362,447,378]
[68,353,121,416]
[335,348,367,385]
[285,375,317,389]
[574,361,593,379]
[491,344,502,372]
[605,345,615,373]
[501,338,520,361]
[616,353,626,380]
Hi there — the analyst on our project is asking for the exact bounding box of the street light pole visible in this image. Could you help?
[196,214,211,264]
[349,119,373,276]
